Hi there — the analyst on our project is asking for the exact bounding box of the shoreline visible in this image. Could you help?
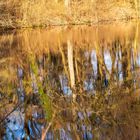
[0,18,139,31]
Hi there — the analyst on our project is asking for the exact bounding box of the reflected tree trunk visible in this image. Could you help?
[134,22,139,65]
[67,39,77,102]
[67,40,78,139]
[67,40,75,88]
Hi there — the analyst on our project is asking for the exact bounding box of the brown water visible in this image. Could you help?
[0,22,140,140]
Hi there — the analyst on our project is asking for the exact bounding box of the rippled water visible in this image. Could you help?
[0,22,140,140]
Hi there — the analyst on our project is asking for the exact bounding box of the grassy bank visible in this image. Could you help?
[0,0,139,28]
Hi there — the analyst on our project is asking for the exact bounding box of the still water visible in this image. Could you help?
[0,22,140,140]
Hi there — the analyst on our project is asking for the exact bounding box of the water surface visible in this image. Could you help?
[0,22,140,140]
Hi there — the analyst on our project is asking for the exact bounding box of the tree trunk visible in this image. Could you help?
[64,0,70,7]
[55,0,58,3]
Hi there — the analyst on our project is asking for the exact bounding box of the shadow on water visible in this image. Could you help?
[0,22,140,140]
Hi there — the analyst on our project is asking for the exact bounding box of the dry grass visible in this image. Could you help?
[0,0,139,28]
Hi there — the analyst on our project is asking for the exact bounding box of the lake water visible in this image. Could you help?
[0,21,140,140]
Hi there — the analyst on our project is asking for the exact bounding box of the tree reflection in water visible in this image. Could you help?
[0,22,140,140]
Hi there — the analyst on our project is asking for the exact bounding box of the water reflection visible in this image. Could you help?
[0,22,140,140]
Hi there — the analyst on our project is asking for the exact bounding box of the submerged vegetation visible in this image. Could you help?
[0,0,140,28]
[0,23,140,139]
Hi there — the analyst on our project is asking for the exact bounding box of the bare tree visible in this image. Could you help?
[64,0,70,7]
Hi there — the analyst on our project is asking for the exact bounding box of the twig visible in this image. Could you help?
[41,112,56,140]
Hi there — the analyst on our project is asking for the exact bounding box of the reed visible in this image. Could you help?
[0,0,139,28]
